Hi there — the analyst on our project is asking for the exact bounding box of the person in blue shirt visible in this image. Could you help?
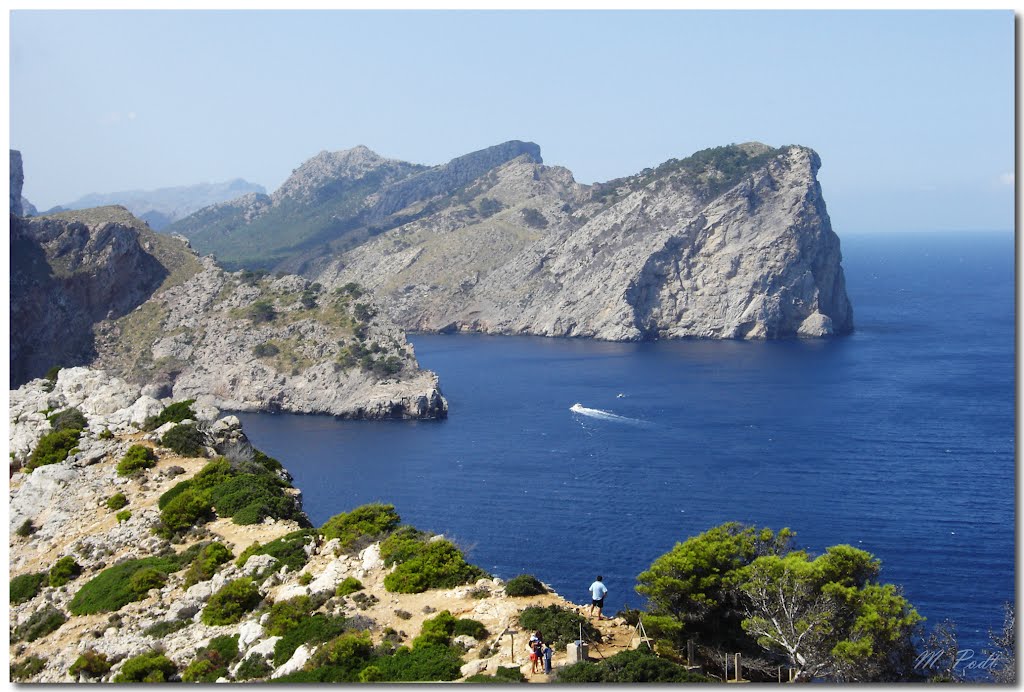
[589,575,608,620]
[543,640,554,674]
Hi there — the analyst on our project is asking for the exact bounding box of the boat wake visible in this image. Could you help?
[569,402,644,425]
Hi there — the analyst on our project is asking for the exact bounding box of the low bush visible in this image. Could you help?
[112,651,177,683]
[161,422,206,457]
[505,574,547,597]
[321,502,401,552]
[183,634,239,682]
[25,428,81,472]
[155,487,214,538]
[10,655,47,681]
[371,643,464,682]
[336,576,364,597]
[202,577,262,626]
[265,595,315,636]
[273,613,349,666]
[234,653,273,681]
[307,630,374,671]
[413,610,456,648]
[235,529,316,574]
[127,567,167,596]
[518,605,602,649]
[48,407,87,432]
[383,538,487,594]
[144,619,190,638]
[248,299,277,323]
[182,541,232,588]
[11,571,47,604]
[143,399,196,431]
[13,604,67,642]
[16,519,34,537]
[99,428,114,440]
[116,444,157,476]
[69,553,188,615]
[555,646,710,683]
[206,472,299,524]
[253,342,280,358]
[69,649,111,679]
[106,492,128,511]
[116,510,131,523]
[380,525,428,566]
[48,556,81,587]
[453,617,489,640]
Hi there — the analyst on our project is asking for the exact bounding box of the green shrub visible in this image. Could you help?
[48,556,81,587]
[371,643,464,682]
[321,502,401,552]
[16,518,34,537]
[202,577,262,626]
[206,473,298,524]
[117,444,157,476]
[336,576,364,597]
[158,478,193,509]
[518,605,602,649]
[383,539,487,594]
[116,510,131,523]
[299,572,313,585]
[478,197,504,217]
[505,574,547,597]
[182,634,240,682]
[11,571,47,604]
[10,655,47,681]
[44,365,62,381]
[156,487,214,537]
[128,567,167,597]
[265,595,314,636]
[25,428,81,471]
[253,342,280,358]
[273,613,350,666]
[69,649,111,679]
[69,554,185,615]
[161,422,206,457]
[465,666,528,683]
[112,651,177,683]
[48,407,87,432]
[106,492,128,511]
[144,619,190,638]
[248,299,277,323]
[13,604,67,642]
[182,541,232,588]
[143,399,196,431]
[99,428,114,440]
[453,618,489,640]
[307,630,374,670]
[520,207,549,229]
[234,653,273,681]
[380,525,429,566]
[555,646,710,683]
[235,529,316,574]
[413,610,457,648]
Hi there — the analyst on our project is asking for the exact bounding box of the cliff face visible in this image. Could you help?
[315,143,853,340]
[9,206,193,387]
[11,149,25,215]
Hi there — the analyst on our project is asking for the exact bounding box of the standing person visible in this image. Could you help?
[589,575,608,620]
[543,639,554,674]
[529,638,542,674]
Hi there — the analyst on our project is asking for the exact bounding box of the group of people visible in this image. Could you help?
[528,631,554,675]
[525,575,610,675]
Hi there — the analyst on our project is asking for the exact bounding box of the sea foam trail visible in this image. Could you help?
[569,402,645,425]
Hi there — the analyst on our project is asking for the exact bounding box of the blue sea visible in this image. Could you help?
[237,231,1014,668]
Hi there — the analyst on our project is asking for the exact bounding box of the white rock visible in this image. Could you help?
[237,620,265,650]
[239,553,277,576]
[359,542,383,572]
[461,659,489,678]
[272,644,311,678]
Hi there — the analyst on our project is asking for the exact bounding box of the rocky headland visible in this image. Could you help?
[8,370,633,683]
[170,141,853,341]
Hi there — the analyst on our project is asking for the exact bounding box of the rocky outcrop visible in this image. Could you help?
[91,257,447,420]
[316,143,853,340]
[11,149,25,215]
[9,206,202,387]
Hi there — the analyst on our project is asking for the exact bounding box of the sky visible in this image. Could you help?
[9,9,1014,232]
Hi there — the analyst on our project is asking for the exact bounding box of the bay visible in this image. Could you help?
[236,230,1014,663]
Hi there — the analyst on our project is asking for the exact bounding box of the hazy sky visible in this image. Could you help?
[10,10,1014,232]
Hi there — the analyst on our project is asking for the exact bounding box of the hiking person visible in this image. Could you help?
[543,640,553,674]
[529,637,542,674]
[589,575,608,620]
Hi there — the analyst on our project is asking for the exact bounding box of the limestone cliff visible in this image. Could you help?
[315,143,853,340]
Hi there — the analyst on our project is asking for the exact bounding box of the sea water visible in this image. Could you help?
[236,231,1014,666]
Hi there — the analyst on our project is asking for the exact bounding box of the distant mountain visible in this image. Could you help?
[55,178,266,230]
[167,141,541,272]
